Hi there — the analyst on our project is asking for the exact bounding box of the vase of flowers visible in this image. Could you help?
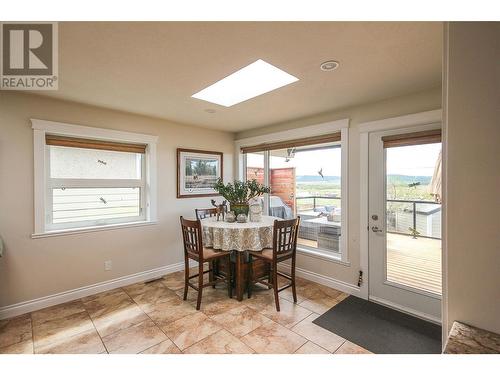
[214,178,270,217]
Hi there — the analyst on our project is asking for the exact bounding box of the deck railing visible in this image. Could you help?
[295,196,441,239]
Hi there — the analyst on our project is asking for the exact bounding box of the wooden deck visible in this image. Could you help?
[298,232,442,295]
[387,233,442,295]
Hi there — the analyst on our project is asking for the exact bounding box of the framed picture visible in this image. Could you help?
[177,148,223,198]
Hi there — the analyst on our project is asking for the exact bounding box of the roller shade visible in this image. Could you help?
[240,132,341,154]
[45,135,147,154]
[382,129,441,148]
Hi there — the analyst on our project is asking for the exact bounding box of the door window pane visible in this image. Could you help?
[385,143,442,295]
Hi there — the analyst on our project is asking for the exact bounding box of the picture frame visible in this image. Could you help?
[176,148,223,198]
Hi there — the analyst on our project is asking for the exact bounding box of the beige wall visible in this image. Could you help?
[0,92,234,308]
[444,22,500,334]
[236,87,442,287]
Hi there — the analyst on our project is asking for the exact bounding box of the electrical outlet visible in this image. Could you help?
[104,260,112,271]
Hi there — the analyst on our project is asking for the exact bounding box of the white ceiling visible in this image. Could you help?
[35,22,443,132]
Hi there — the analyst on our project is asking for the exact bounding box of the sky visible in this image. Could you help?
[386,143,441,176]
[247,142,441,177]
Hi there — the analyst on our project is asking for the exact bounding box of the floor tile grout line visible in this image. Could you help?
[238,298,345,353]
[81,296,110,354]
[0,315,35,354]
[31,302,99,354]
[12,274,349,354]
[240,295,314,333]
[333,341,348,354]
[178,325,225,353]
[293,340,310,354]
[121,281,186,353]
[28,312,35,354]
[180,328,254,354]
[83,286,151,342]
[288,314,346,353]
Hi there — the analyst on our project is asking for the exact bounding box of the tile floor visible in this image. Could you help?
[0,270,372,354]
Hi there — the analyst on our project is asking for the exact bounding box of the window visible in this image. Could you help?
[32,119,158,236]
[269,144,342,255]
[239,120,348,262]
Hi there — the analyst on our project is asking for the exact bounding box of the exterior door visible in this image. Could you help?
[368,127,442,322]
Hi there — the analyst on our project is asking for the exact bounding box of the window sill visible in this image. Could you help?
[297,246,350,266]
[32,220,158,239]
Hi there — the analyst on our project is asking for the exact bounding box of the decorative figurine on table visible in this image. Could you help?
[249,200,262,222]
[225,211,236,223]
[211,199,227,221]
[236,213,247,223]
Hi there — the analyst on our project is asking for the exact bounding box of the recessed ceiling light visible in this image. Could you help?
[320,60,339,71]
[192,59,299,107]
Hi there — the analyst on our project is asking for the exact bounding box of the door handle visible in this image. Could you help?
[371,226,383,233]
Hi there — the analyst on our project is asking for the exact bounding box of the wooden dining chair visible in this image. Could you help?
[247,217,301,311]
[195,208,218,220]
[180,216,232,310]
[195,207,227,287]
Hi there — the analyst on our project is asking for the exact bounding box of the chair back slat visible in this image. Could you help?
[272,217,300,259]
[180,217,203,259]
[195,208,218,220]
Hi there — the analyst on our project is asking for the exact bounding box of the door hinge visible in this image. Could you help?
[357,270,363,287]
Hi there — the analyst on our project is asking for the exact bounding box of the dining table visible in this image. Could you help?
[201,215,280,301]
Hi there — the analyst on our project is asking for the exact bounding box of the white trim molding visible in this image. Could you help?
[234,118,349,149]
[278,264,362,298]
[31,119,159,237]
[358,109,442,133]
[235,118,350,263]
[0,261,189,320]
[31,220,159,239]
[31,119,158,144]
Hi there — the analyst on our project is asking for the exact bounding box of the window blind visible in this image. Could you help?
[45,135,147,154]
[382,129,441,148]
[240,132,341,153]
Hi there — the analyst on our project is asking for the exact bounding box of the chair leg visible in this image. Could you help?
[196,263,203,310]
[183,257,189,301]
[291,255,297,304]
[272,265,280,311]
[247,255,253,298]
[209,261,215,288]
[226,256,232,298]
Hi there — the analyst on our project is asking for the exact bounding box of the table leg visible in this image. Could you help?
[235,251,244,301]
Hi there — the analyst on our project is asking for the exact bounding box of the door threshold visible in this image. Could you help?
[368,295,441,325]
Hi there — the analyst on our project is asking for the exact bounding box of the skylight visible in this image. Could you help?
[192,59,299,107]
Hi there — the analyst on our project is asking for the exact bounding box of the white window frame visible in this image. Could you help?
[235,118,349,263]
[32,119,158,238]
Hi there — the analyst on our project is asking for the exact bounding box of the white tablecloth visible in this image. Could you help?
[201,216,279,252]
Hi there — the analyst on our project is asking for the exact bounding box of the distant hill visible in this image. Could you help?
[296,174,431,185]
[296,175,340,183]
[387,175,431,185]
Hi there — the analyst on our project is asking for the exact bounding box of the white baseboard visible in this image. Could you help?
[369,295,441,324]
[0,261,191,320]
[277,264,362,297]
